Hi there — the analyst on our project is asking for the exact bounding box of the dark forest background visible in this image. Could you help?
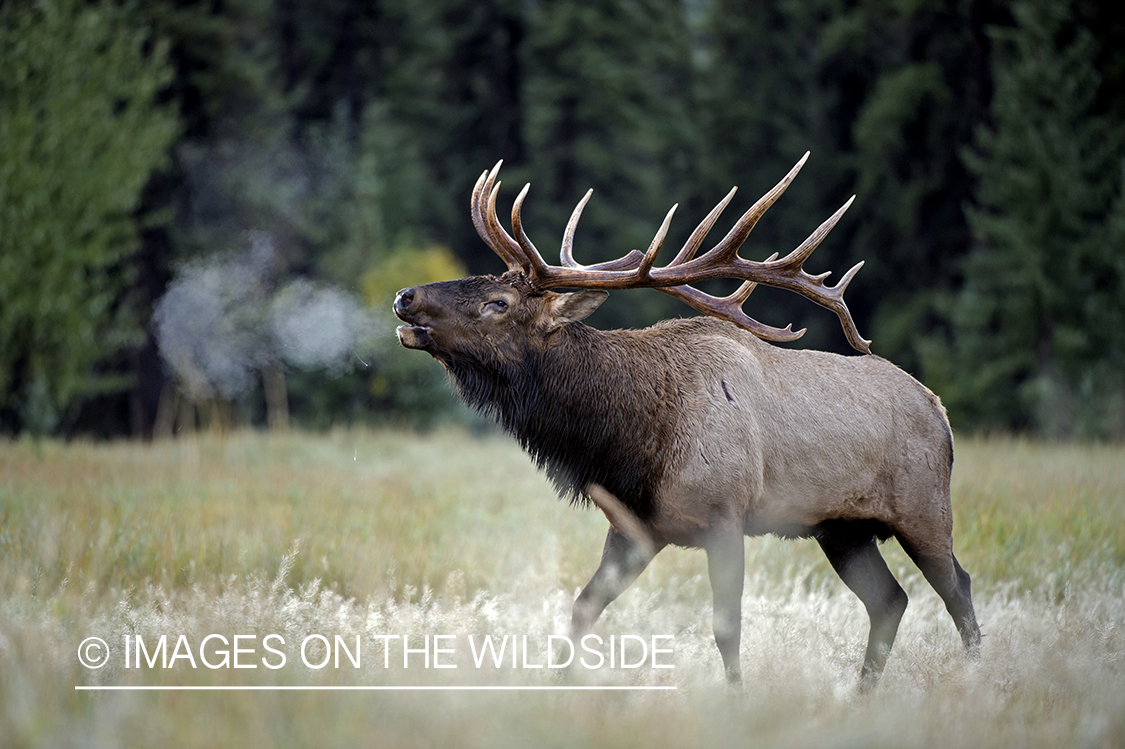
[2,0,1123,440]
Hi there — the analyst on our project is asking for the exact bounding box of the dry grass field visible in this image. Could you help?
[1,428,1123,748]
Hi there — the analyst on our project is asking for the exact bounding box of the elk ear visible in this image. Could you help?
[544,290,608,331]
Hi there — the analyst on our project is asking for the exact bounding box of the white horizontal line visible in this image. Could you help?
[75,685,676,691]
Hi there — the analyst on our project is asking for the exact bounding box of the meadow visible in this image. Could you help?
[0,428,1122,748]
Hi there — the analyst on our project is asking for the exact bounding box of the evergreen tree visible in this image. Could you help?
[697,0,840,349]
[697,0,1000,357]
[406,0,529,271]
[0,0,178,434]
[815,0,1000,363]
[947,0,1125,437]
[521,0,699,328]
[5,0,1121,437]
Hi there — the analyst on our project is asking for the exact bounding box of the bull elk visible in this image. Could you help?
[393,154,981,686]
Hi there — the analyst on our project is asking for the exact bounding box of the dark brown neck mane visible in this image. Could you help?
[442,323,680,518]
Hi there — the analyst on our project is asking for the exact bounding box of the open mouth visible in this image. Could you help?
[396,324,433,350]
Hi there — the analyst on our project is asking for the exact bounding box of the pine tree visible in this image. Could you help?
[813,0,1000,364]
[949,0,1125,437]
[521,0,699,328]
[696,0,999,357]
[0,0,179,434]
[697,0,838,348]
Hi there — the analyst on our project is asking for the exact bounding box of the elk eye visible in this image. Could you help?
[488,299,508,312]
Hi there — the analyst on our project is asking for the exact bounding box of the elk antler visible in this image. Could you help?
[469,154,871,354]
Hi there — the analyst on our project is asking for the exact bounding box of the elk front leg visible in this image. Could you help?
[706,528,746,684]
[570,526,661,639]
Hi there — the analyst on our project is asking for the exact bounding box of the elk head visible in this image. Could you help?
[395,152,871,358]
[394,276,608,364]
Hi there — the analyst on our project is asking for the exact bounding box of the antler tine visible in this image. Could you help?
[474,165,509,260]
[486,179,542,276]
[560,189,592,269]
[560,189,647,272]
[825,260,870,353]
[471,162,525,272]
[469,169,493,253]
[730,280,757,305]
[770,194,856,275]
[698,152,809,265]
[511,183,542,272]
[658,283,806,343]
[750,194,870,353]
[668,186,738,267]
[637,204,678,277]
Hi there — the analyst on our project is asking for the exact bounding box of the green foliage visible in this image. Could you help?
[360,245,468,307]
[521,0,699,329]
[945,0,1125,438]
[822,0,988,366]
[697,0,991,358]
[3,0,1124,438]
[0,0,178,434]
[697,0,838,347]
[359,245,468,427]
[314,102,437,287]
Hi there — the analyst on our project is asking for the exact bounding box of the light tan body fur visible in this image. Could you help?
[630,320,952,560]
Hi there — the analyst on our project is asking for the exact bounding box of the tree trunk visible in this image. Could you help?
[264,365,290,431]
[153,380,176,439]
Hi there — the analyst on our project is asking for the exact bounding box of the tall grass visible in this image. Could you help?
[1,429,1123,748]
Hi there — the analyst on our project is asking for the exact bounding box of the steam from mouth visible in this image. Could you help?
[153,233,380,400]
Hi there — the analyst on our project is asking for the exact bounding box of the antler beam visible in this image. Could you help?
[469,154,871,354]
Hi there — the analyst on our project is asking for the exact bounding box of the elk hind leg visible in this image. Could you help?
[816,522,908,689]
[570,527,661,639]
[898,538,981,658]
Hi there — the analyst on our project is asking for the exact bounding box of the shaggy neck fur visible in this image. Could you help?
[442,323,680,519]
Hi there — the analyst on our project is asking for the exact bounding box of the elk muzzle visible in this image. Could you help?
[393,287,433,350]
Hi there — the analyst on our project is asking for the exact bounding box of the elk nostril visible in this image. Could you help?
[395,288,415,311]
